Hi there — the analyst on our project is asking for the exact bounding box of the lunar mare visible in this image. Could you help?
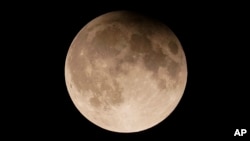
[65,11,187,133]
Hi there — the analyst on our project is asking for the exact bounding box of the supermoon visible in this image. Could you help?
[65,11,187,133]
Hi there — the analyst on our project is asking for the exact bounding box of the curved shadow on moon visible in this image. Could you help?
[65,11,187,133]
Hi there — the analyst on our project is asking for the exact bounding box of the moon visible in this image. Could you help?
[65,11,187,133]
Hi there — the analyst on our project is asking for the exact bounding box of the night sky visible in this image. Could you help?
[4,1,249,139]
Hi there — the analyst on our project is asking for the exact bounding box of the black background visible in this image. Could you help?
[3,1,249,139]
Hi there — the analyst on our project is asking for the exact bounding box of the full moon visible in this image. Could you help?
[65,11,187,133]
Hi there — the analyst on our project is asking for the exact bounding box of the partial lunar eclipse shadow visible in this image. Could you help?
[65,11,187,133]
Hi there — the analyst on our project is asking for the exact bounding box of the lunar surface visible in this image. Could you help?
[65,11,187,133]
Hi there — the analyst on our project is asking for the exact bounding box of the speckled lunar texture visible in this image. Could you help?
[65,11,187,133]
